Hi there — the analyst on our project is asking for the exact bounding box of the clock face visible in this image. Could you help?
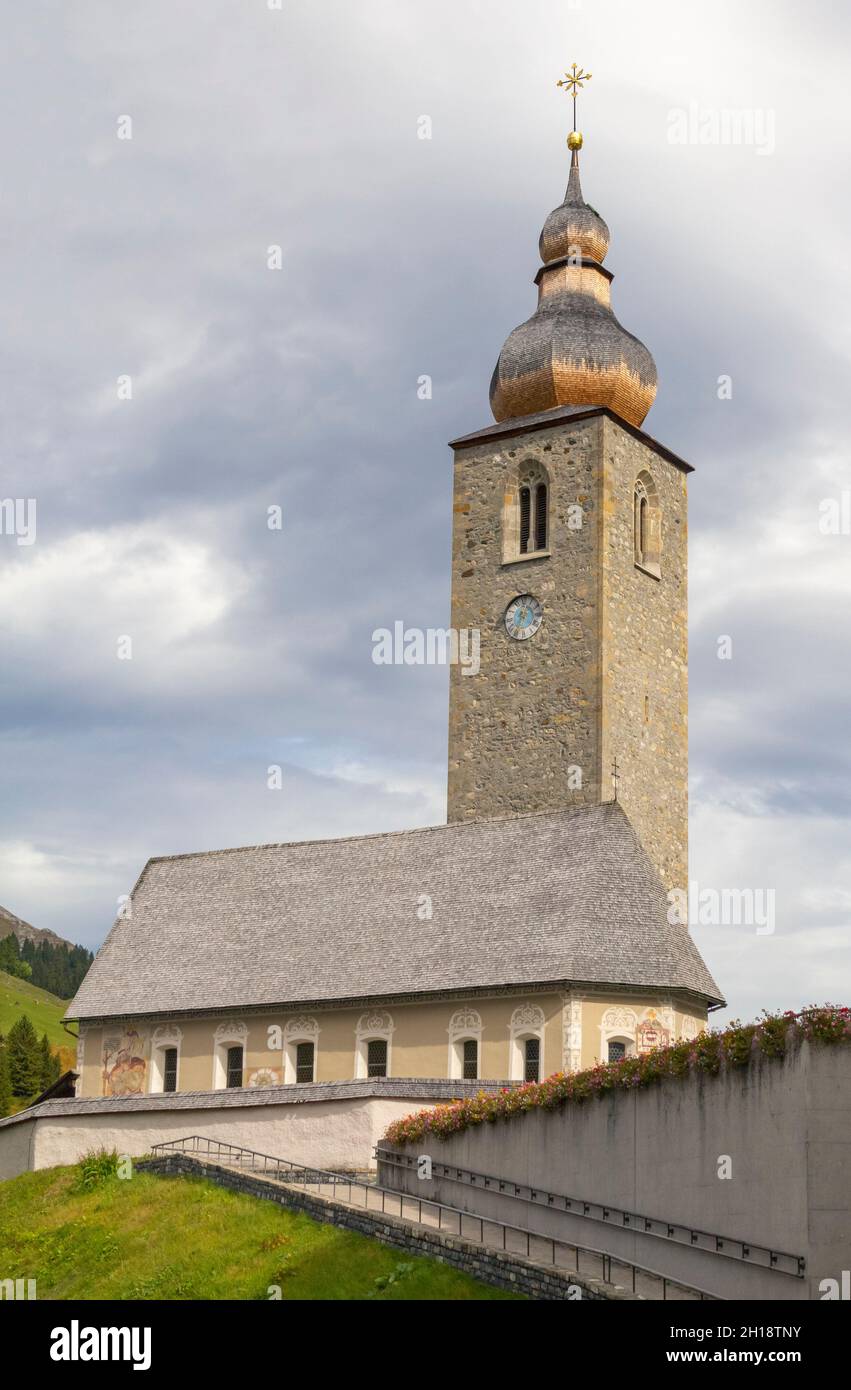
[504,594,543,641]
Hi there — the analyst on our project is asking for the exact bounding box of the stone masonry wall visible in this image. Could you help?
[600,417,689,894]
[446,411,689,895]
[447,416,603,819]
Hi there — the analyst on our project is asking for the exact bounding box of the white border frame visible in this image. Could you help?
[283,1016,320,1084]
[447,1008,483,1080]
[508,1004,545,1082]
[149,1024,183,1094]
[354,1011,394,1079]
[212,1020,248,1091]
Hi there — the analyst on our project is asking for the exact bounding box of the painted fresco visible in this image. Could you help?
[102,1027,147,1096]
[636,1008,671,1054]
[247,1067,281,1087]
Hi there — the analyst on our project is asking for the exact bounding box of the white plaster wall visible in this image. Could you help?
[1,1096,432,1181]
[0,1116,37,1182]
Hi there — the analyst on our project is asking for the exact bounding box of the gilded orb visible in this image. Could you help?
[567,130,583,150]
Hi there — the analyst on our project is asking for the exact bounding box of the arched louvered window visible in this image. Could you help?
[634,470,661,577]
[506,463,550,561]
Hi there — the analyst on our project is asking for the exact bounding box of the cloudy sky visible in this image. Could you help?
[1,0,849,1025]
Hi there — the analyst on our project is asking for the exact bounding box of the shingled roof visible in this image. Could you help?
[66,802,723,1022]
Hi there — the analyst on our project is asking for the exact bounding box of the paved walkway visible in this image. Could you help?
[215,1159,702,1301]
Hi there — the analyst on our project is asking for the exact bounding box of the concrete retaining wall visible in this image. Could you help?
[377,1042,851,1301]
[0,1079,506,1182]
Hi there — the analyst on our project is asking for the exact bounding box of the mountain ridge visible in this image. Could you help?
[0,903,76,951]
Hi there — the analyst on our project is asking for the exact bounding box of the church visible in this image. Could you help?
[66,91,723,1104]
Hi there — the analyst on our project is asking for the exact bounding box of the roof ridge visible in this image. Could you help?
[143,799,627,868]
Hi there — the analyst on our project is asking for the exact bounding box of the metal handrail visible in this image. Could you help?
[149,1134,720,1301]
[374,1147,806,1279]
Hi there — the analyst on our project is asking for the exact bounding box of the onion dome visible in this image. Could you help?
[489,140,657,428]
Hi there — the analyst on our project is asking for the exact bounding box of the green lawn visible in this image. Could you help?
[0,1163,521,1301]
[0,968,70,1050]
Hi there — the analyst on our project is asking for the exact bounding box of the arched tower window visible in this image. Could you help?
[633,469,661,578]
[504,462,550,562]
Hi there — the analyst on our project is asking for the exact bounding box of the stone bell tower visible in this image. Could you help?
[446,83,690,897]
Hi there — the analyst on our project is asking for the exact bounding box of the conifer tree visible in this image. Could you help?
[0,1038,11,1118]
[7,1015,41,1097]
[39,1032,60,1090]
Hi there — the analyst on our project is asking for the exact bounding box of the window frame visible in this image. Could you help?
[508,1004,546,1082]
[523,1036,541,1083]
[295,1040,315,1085]
[283,1016,320,1085]
[366,1038,388,1078]
[212,1021,249,1091]
[354,1012,395,1080]
[149,1025,183,1096]
[502,462,551,566]
[226,1044,244,1089]
[633,469,661,579]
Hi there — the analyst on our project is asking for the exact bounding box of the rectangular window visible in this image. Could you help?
[162,1047,178,1094]
[226,1045,244,1089]
[463,1039,478,1080]
[524,1037,540,1083]
[608,1040,627,1063]
[367,1039,387,1078]
[295,1041,315,1084]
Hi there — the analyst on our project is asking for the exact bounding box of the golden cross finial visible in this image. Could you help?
[556,63,592,147]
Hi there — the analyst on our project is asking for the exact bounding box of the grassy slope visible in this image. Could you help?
[0,970,78,1112]
[0,968,71,1050]
[0,1165,520,1301]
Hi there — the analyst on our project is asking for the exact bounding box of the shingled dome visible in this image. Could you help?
[67,802,723,1023]
[489,148,657,428]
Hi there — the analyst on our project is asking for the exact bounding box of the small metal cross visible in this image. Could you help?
[557,62,593,130]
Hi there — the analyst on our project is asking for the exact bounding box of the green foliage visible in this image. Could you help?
[0,932,94,1000]
[0,1167,519,1301]
[0,1039,12,1119]
[77,1148,120,1191]
[0,1014,64,1106]
[385,1005,851,1147]
[7,1014,42,1097]
[0,969,74,1051]
[0,934,31,981]
[39,1032,61,1090]
[369,1260,416,1296]
[19,936,94,1000]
